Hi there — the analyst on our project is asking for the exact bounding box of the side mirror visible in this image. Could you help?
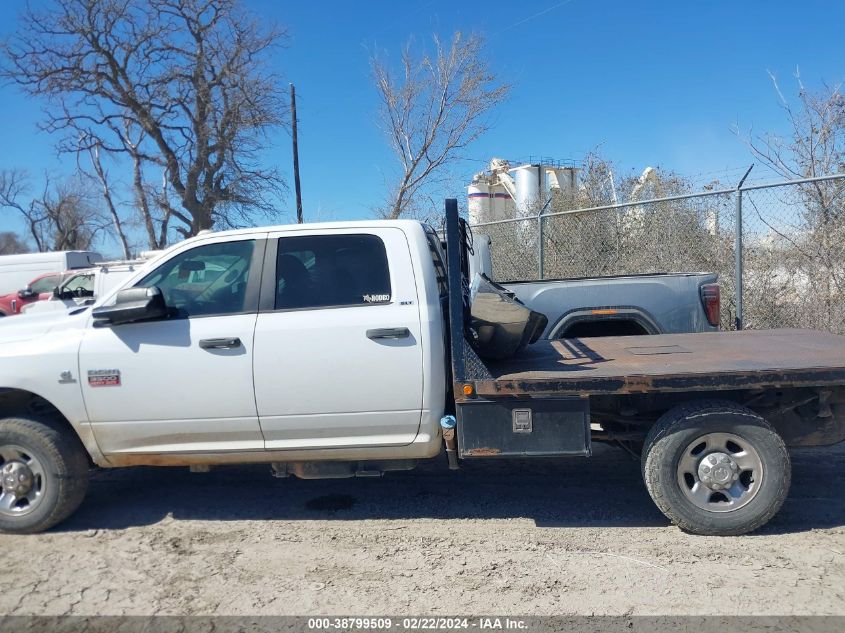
[92,286,168,327]
[18,285,36,299]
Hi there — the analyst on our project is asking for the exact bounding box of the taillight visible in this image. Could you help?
[700,283,720,327]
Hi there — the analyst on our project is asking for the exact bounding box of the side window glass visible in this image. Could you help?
[63,274,94,297]
[275,234,391,310]
[30,275,62,294]
[137,240,255,317]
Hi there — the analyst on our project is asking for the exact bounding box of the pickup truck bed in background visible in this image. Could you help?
[503,273,719,337]
[469,233,720,337]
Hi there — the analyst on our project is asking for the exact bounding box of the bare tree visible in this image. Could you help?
[0,170,38,249]
[539,156,729,281]
[3,0,288,244]
[84,142,131,259]
[739,72,844,180]
[372,32,509,219]
[736,75,845,273]
[736,73,845,331]
[576,152,618,207]
[0,170,107,251]
[45,182,104,251]
[0,232,29,255]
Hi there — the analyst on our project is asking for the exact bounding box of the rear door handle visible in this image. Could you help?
[366,327,410,340]
[199,337,242,349]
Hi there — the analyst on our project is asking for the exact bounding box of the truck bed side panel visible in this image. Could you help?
[502,273,718,338]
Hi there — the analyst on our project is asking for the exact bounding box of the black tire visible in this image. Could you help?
[642,400,790,536]
[0,416,89,534]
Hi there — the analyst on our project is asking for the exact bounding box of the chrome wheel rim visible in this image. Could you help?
[0,445,46,517]
[676,432,763,513]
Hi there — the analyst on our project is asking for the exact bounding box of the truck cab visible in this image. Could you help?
[0,272,67,316]
[0,221,447,474]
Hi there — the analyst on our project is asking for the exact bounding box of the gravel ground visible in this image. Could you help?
[0,443,843,616]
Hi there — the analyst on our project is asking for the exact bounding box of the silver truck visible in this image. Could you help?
[470,234,720,338]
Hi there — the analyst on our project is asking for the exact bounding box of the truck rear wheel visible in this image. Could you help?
[0,416,89,534]
[642,400,790,536]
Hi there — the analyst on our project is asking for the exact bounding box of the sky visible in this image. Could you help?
[1,0,844,254]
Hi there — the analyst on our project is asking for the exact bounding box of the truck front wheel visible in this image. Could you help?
[0,416,89,534]
[642,400,790,536]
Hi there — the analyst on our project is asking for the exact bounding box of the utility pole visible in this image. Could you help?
[290,83,303,223]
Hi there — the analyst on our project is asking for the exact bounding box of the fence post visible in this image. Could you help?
[734,190,743,330]
[734,164,754,330]
[537,209,544,280]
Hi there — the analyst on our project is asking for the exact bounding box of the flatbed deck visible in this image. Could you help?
[472,329,845,397]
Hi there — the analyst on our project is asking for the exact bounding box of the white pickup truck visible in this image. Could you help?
[1,200,844,536]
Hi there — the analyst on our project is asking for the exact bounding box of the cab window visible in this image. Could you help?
[274,234,391,310]
[137,240,255,317]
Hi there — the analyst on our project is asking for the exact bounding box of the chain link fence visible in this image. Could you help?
[470,174,845,334]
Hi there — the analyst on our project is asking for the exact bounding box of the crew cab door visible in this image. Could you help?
[252,228,424,449]
[78,237,266,455]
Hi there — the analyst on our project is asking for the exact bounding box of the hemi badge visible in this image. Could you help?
[88,369,121,387]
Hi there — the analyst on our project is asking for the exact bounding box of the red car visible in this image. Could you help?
[0,272,66,316]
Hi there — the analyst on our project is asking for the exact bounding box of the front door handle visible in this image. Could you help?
[199,337,242,349]
[366,327,410,340]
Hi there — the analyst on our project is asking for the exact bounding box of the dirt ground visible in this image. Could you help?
[0,443,843,616]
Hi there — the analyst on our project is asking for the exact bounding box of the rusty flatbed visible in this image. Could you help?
[439,198,845,537]
[472,329,845,397]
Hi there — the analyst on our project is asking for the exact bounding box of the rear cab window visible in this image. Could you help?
[274,234,392,310]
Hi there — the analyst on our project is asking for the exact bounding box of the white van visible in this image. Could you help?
[0,251,102,294]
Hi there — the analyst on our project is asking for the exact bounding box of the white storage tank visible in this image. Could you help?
[514,165,544,213]
[468,171,515,224]
[467,158,578,223]
[468,177,490,225]
[489,188,515,221]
